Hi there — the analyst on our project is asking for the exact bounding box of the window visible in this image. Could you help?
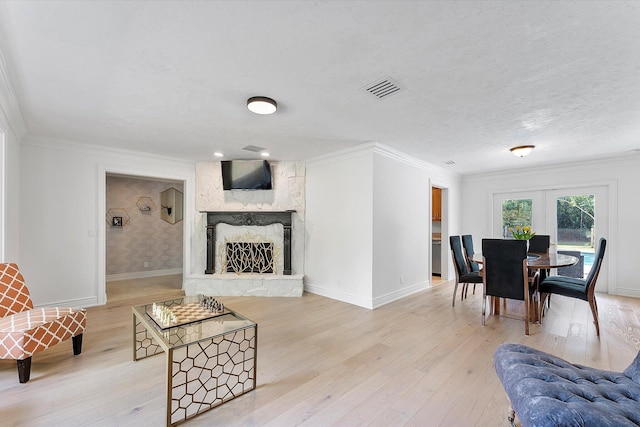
[501,199,533,238]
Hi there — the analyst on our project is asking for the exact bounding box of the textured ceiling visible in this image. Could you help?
[0,1,639,174]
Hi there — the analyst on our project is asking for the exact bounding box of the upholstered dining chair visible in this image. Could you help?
[527,234,551,284]
[557,250,585,278]
[450,236,483,306]
[481,239,532,335]
[538,238,607,336]
[461,234,481,273]
[528,234,550,253]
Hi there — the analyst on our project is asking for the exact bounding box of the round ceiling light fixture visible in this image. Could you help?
[510,145,535,157]
[247,96,277,114]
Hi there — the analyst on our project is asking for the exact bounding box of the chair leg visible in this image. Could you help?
[524,296,530,336]
[73,334,84,355]
[482,296,487,326]
[507,405,516,427]
[17,357,32,383]
[588,296,600,336]
[452,281,459,306]
[538,293,548,322]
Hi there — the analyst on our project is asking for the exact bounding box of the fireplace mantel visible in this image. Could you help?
[202,211,295,275]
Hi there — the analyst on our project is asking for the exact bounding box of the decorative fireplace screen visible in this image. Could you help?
[224,242,274,274]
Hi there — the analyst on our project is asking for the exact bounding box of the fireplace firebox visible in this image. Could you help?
[203,211,294,275]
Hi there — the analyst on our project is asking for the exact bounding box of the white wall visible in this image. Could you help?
[0,118,21,263]
[0,51,25,264]
[305,143,462,309]
[372,149,431,305]
[20,137,196,307]
[461,155,640,298]
[305,146,374,307]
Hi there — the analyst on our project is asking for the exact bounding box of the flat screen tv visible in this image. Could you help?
[221,160,272,190]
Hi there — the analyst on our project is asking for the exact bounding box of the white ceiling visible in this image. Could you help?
[0,1,639,175]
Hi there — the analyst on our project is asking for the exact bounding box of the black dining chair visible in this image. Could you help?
[538,238,607,336]
[528,235,550,253]
[557,250,585,278]
[450,236,483,306]
[528,234,551,284]
[482,239,533,335]
[462,234,481,273]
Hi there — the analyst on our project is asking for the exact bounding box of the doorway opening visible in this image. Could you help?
[432,186,445,283]
[493,185,609,291]
[105,173,185,302]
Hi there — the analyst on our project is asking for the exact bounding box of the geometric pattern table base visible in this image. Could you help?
[133,298,257,426]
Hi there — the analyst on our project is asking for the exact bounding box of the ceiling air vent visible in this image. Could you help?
[444,160,456,165]
[363,77,403,100]
[242,145,266,152]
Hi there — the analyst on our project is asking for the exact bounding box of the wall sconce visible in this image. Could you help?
[510,145,535,157]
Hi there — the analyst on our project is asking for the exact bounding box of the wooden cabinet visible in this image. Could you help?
[432,187,442,221]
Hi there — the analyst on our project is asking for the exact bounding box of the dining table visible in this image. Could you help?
[471,251,579,271]
[471,250,579,323]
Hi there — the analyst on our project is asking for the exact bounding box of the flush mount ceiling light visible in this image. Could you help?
[247,96,277,114]
[510,145,535,158]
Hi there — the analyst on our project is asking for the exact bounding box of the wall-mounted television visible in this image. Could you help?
[221,160,272,190]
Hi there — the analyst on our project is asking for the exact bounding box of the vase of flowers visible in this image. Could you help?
[510,225,535,240]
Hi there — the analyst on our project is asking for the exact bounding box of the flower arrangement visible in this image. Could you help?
[510,225,535,240]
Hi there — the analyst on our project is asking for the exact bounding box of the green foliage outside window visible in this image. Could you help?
[501,195,595,246]
[502,199,532,238]
[557,195,594,246]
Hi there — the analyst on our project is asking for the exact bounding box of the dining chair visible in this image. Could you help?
[461,234,481,273]
[449,235,483,306]
[538,237,607,336]
[481,239,532,335]
[528,235,550,253]
[557,250,584,278]
[528,234,551,284]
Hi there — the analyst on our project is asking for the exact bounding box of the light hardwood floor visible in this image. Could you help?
[1,276,639,426]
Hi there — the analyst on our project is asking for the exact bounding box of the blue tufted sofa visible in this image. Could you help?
[494,343,640,427]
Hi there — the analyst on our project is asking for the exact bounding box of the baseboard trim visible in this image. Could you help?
[611,287,640,298]
[106,268,183,282]
[305,280,433,310]
[304,284,374,309]
[372,281,431,309]
[35,296,99,309]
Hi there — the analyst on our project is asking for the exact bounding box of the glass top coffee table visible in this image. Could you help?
[132,296,257,426]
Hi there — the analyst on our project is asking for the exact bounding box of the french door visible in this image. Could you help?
[493,185,609,292]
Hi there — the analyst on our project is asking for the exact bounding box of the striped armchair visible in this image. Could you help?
[0,263,86,383]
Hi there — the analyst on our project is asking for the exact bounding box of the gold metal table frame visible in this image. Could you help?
[132,296,257,426]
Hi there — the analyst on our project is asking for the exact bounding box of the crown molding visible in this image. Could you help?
[22,134,196,166]
[0,47,26,139]
[306,141,462,182]
[462,151,640,183]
